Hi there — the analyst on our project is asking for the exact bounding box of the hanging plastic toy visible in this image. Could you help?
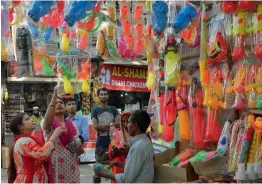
[152,1,168,35]
[238,1,253,11]
[221,1,237,14]
[41,58,53,76]
[28,1,54,22]
[188,77,205,148]
[146,65,155,90]
[207,32,227,65]
[254,3,262,59]
[64,1,97,27]
[216,120,231,156]
[133,5,143,21]
[164,36,180,87]
[162,87,176,142]
[172,5,198,33]
[232,11,246,61]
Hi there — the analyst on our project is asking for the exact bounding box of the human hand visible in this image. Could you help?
[100,161,117,169]
[75,147,85,156]
[50,126,66,142]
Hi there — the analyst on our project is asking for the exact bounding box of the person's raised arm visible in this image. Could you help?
[43,86,58,131]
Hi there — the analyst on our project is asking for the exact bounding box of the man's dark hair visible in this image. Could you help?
[97,87,108,96]
[130,110,151,133]
[65,97,75,105]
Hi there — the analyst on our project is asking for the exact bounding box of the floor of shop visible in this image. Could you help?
[1,163,109,183]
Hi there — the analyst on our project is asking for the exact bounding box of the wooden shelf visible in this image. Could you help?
[247,109,262,115]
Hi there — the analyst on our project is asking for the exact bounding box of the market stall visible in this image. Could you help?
[1,0,262,182]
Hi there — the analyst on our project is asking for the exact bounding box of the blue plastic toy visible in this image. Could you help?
[64,1,97,27]
[28,19,40,38]
[28,1,54,22]
[152,1,168,35]
[172,5,198,33]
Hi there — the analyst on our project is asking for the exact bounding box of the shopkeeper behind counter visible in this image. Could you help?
[31,106,43,128]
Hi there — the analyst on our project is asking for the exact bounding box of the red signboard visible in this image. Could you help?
[99,64,149,92]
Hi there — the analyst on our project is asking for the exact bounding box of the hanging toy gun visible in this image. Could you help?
[28,1,54,22]
[188,77,205,148]
[254,3,262,59]
[64,1,97,27]
[152,1,168,35]
[77,59,91,92]
[232,11,246,61]
[164,36,180,87]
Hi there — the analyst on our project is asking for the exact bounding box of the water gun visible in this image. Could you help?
[170,148,197,166]
[64,1,97,27]
[227,120,244,172]
[254,117,262,162]
[152,1,168,35]
[42,1,65,41]
[199,4,210,107]
[180,15,200,48]
[232,11,246,61]
[254,3,262,59]
[221,1,237,14]
[172,5,198,33]
[238,1,253,11]
[207,32,227,65]
[57,60,76,94]
[176,73,191,141]
[146,65,155,90]
[205,107,221,143]
[189,150,216,163]
[162,88,176,142]
[77,1,102,32]
[188,77,205,148]
[77,58,91,92]
[94,163,111,181]
[134,23,144,55]
[247,114,256,162]
[216,120,231,156]
[60,25,77,52]
[41,58,53,76]
[164,36,180,87]
[210,67,226,110]
[28,1,55,22]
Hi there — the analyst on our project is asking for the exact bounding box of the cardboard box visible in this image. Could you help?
[153,143,198,183]
[2,147,10,169]
[191,156,228,178]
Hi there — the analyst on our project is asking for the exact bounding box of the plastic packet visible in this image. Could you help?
[56,56,79,95]
[76,57,91,93]
[164,36,180,87]
[176,73,190,141]
[188,77,205,148]
[162,87,176,142]
[216,120,231,156]
[227,121,245,172]
[232,11,246,61]
[152,1,168,35]
[207,13,228,66]
[254,3,262,59]
[205,107,221,143]
[170,148,197,166]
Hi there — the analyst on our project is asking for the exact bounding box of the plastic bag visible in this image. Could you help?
[216,120,231,156]
[152,1,168,35]
[188,77,205,148]
[162,87,176,142]
[254,4,262,59]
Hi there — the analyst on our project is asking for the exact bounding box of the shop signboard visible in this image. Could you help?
[99,64,149,92]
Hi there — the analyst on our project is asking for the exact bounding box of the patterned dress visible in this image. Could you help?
[13,137,54,183]
[42,125,80,183]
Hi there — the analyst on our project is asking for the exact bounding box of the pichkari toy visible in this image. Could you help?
[172,4,198,33]
[64,0,97,27]
[170,148,197,166]
[162,87,176,142]
[28,1,54,22]
[152,1,168,35]
[188,77,206,148]
[176,73,191,141]
[254,3,262,59]
[189,150,216,163]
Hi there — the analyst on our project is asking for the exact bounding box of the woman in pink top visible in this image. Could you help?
[8,113,65,183]
[41,85,84,183]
